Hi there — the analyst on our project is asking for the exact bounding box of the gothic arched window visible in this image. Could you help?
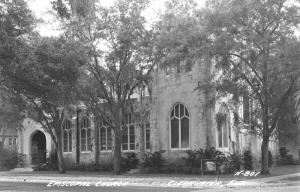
[122,114,135,151]
[80,117,92,151]
[170,103,190,149]
[63,120,72,152]
[99,120,112,151]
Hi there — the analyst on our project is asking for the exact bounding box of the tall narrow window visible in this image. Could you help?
[80,117,92,151]
[243,92,250,129]
[99,120,112,151]
[122,114,135,151]
[170,104,190,149]
[145,121,150,150]
[185,58,192,72]
[8,138,12,146]
[12,138,17,146]
[217,104,230,148]
[63,120,72,152]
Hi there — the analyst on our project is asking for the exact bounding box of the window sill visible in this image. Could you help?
[100,150,112,153]
[81,151,92,153]
[63,152,72,154]
[216,147,230,153]
[170,148,190,151]
[122,150,136,152]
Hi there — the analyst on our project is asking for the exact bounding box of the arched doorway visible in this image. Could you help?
[31,131,46,164]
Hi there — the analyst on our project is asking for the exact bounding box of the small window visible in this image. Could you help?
[8,137,17,147]
[13,138,17,145]
[185,59,192,72]
[8,138,12,146]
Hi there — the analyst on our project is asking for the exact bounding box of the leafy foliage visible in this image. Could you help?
[242,150,253,170]
[268,151,273,168]
[0,149,22,170]
[183,147,238,174]
[121,152,139,172]
[53,0,157,174]
[141,150,165,172]
[157,0,300,174]
[225,153,241,173]
[279,147,294,165]
[182,148,205,171]
[0,1,86,173]
[51,0,70,20]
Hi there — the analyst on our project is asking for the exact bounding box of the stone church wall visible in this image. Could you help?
[150,59,213,162]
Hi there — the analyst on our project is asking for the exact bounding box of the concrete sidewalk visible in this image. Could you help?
[226,172,300,188]
[0,165,299,189]
[0,173,228,189]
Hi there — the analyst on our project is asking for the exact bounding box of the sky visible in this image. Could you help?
[26,0,299,37]
[26,0,207,37]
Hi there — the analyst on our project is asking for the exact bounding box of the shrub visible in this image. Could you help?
[214,150,227,167]
[34,152,58,171]
[121,152,139,172]
[279,147,289,158]
[0,149,19,170]
[66,163,109,172]
[182,149,205,173]
[100,162,113,172]
[226,153,241,173]
[141,150,165,173]
[279,147,293,165]
[204,147,217,160]
[183,147,230,174]
[268,151,273,167]
[161,163,189,174]
[203,147,227,171]
[17,154,26,168]
[242,150,253,170]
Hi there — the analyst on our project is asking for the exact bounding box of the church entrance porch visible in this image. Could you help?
[31,131,46,165]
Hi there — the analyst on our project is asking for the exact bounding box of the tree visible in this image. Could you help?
[0,0,36,75]
[0,0,35,151]
[157,0,300,174]
[0,35,86,173]
[205,0,300,174]
[0,89,26,150]
[295,82,300,120]
[52,0,157,174]
[278,90,300,150]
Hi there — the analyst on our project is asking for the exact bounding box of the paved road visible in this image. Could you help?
[0,181,299,192]
[202,185,300,192]
[0,181,194,192]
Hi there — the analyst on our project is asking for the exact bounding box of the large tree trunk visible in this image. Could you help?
[56,138,66,173]
[138,122,145,159]
[260,50,270,175]
[0,140,3,151]
[235,129,240,155]
[113,126,121,175]
[261,105,270,175]
[76,109,81,164]
[94,117,100,166]
[261,137,269,174]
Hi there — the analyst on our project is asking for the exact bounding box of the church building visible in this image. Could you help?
[14,58,279,168]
